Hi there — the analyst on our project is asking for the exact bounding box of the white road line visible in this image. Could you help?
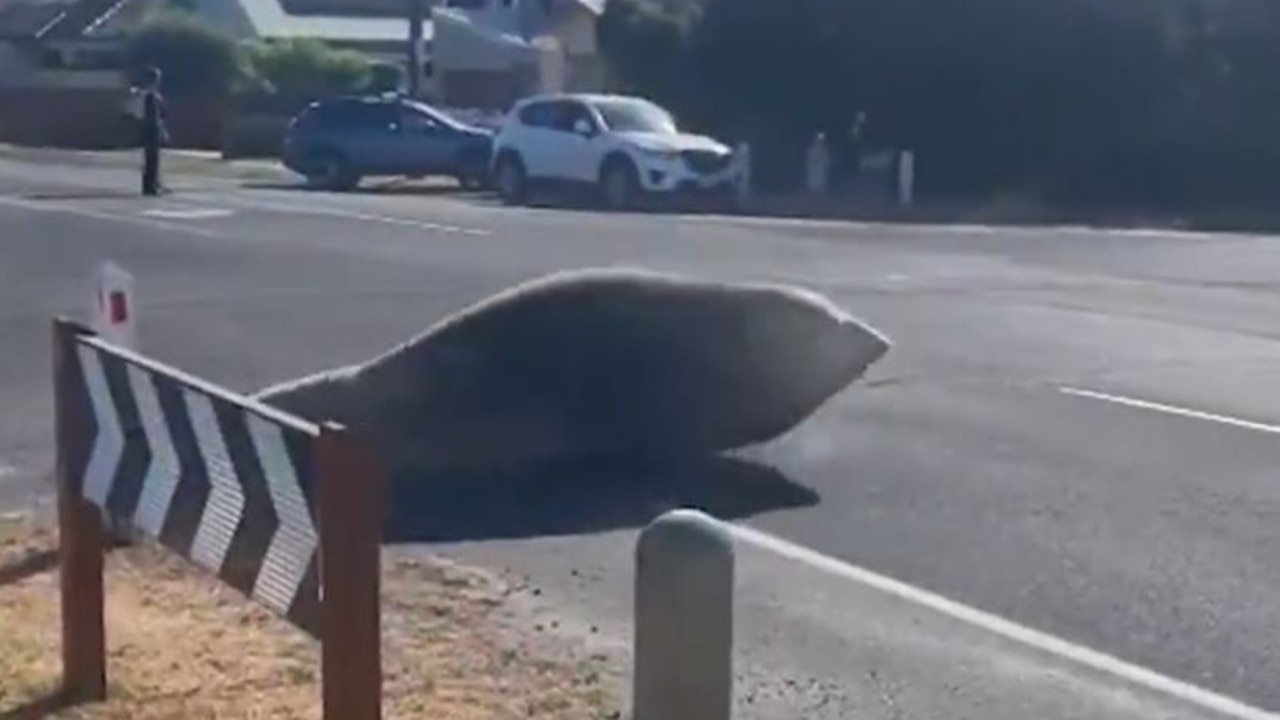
[1060,387,1280,436]
[0,194,225,237]
[731,524,1279,720]
[0,192,491,239]
[141,207,235,220]
[674,211,1243,242]
[218,194,491,236]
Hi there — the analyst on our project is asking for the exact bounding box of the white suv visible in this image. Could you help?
[490,93,739,210]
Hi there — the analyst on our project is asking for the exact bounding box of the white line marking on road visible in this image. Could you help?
[673,211,1244,242]
[0,191,490,240]
[731,524,1279,720]
[141,207,235,220]
[1060,387,1280,436]
[0,194,225,237]
[219,194,491,236]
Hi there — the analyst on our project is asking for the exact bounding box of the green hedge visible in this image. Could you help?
[600,0,1280,208]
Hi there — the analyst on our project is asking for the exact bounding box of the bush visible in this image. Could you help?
[239,38,375,104]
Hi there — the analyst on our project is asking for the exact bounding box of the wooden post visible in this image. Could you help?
[315,424,384,720]
[53,317,107,702]
[407,0,425,97]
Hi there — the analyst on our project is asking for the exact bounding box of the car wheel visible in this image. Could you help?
[495,154,527,206]
[601,158,639,211]
[307,150,358,191]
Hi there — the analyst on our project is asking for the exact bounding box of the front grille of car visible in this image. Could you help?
[681,150,732,175]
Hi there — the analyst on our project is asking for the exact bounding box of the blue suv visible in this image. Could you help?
[281,95,494,191]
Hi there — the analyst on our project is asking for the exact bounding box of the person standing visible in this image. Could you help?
[137,67,168,196]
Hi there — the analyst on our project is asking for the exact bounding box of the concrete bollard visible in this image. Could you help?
[632,508,735,720]
[897,149,915,207]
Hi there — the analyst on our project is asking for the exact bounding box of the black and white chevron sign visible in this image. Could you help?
[66,336,322,632]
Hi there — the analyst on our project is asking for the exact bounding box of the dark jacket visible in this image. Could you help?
[140,89,168,146]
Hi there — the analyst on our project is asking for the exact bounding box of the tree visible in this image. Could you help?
[597,0,692,117]
[600,0,1280,205]
[367,61,404,94]
[123,11,241,97]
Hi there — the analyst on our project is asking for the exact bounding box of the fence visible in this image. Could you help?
[50,313,738,720]
[51,316,385,720]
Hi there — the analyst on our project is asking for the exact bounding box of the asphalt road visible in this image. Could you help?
[2,157,1279,719]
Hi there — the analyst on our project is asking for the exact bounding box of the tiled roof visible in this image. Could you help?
[0,0,149,40]
[240,0,430,40]
[81,0,161,37]
[0,0,69,38]
[278,0,412,18]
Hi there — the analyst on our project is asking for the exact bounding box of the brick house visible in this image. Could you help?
[0,0,423,147]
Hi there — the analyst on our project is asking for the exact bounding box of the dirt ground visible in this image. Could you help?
[0,513,615,720]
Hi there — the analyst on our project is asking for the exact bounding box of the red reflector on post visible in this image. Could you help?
[109,291,127,324]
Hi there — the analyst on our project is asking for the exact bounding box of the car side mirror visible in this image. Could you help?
[573,119,595,137]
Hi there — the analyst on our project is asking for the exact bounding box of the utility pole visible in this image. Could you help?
[407,0,424,97]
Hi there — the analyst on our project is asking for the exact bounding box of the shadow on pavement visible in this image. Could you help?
[0,549,57,588]
[383,453,817,544]
[18,190,145,201]
[240,179,481,198]
[0,689,73,720]
[236,179,731,215]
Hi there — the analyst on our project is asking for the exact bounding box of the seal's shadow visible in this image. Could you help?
[383,454,818,544]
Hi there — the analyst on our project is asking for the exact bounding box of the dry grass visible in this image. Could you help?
[0,514,614,720]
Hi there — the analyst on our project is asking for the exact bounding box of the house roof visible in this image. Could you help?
[0,0,154,41]
[0,0,72,39]
[430,4,533,69]
[240,0,429,41]
[0,0,593,47]
[279,0,409,19]
[82,0,163,37]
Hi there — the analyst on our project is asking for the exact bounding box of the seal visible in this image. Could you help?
[253,268,890,475]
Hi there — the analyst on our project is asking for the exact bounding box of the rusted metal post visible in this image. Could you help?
[315,423,384,720]
[632,508,735,720]
[53,317,107,702]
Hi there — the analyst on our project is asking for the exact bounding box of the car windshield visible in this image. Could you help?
[404,100,466,131]
[592,99,677,134]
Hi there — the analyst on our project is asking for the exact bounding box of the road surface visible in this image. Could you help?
[1,157,1278,719]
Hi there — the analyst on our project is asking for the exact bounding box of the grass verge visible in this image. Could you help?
[0,514,614,719]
